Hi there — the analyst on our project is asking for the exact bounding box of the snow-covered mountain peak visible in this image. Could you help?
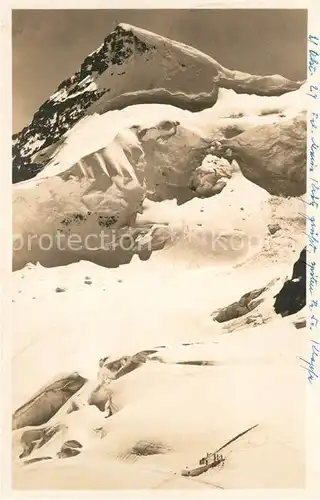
[12,23,303,184]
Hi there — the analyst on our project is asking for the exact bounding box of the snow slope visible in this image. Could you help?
[12,138,306,488]
[12,211,305,489]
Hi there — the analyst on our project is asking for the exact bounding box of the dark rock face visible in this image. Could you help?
[274,247,306,317]
[12,25,154,183]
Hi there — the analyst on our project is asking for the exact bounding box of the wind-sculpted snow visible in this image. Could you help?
[12,118,217,270]
[12,23,303,183]
[92,87,220,114]
[218,70,303,97]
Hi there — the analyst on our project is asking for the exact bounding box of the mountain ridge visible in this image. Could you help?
[12,23,303,183]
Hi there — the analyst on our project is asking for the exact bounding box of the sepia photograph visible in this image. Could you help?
[11,7,308,490]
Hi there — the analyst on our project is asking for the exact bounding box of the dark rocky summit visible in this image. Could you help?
[12,25,154,183]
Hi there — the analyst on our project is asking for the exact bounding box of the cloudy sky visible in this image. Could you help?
[12,9,307,133]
